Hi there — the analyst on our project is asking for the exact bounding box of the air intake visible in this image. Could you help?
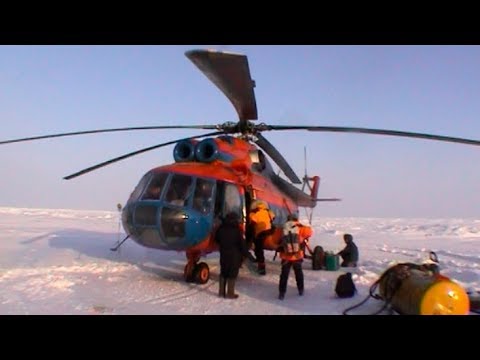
[173,140,197,162]
[195,138,219,163]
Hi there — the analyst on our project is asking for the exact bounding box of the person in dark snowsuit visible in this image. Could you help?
[337,233,359,267]
[214,212,252,299]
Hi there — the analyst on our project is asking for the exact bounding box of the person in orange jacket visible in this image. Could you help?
[278,213,311,300]
[248,200,275,275]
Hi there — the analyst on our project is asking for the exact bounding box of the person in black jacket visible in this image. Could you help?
[214,212,252,299]
[337,233,359,267]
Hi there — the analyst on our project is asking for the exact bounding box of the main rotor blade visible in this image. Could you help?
[63,131,223,180]
[316,198,342,202]
[266,125,480,147]
[0,125,218,145]
[255,133,302,184]
[186,49,257,122]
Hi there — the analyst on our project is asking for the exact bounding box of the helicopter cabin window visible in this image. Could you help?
[165,174,193,207]
[272,206,287,226]
[222,183,242,219]
[129,173,153,201]
[142,173,168,200]
[251,150,266,172]
[192,178,215,215]
[280,208,288,225]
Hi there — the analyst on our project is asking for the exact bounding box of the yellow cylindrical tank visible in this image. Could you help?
[379,268,469,315]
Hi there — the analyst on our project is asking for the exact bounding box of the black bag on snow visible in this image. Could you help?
[335,272,356,298]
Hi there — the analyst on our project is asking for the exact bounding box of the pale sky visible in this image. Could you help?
[1,45,480,218]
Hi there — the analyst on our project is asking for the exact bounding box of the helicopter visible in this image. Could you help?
[2,49,480,284]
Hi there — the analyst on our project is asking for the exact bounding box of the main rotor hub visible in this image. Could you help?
[219,120,259,135]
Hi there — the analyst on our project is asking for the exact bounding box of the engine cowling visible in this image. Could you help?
[173,140,197,162]
[195,138,220,163]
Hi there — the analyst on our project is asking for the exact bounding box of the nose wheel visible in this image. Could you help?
[194,262,210,284]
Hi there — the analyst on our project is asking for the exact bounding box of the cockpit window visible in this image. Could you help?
[129,173,153,202]
[193,178,215,214]
[142,173,168,200]
[165,174,193,207]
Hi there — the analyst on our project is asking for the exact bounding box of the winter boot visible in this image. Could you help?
[218,276,226,298]
[258,262,266,275]
[226,278,239,299]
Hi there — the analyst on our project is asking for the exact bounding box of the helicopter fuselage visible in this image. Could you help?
[121,136,300,255]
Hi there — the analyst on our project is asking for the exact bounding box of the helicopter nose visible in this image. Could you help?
[122,202,211,250]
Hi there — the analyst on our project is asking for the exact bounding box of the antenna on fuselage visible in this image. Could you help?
[301,146,312,193]
[301,146,314,225]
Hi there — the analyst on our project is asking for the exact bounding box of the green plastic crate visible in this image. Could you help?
[325,253,340,271]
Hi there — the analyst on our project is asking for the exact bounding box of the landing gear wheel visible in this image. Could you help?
[184,263,195,283]
[193,262,210,284]
[312,245,325,270]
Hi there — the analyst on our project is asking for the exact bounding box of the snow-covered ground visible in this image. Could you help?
[1,207,479,315]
